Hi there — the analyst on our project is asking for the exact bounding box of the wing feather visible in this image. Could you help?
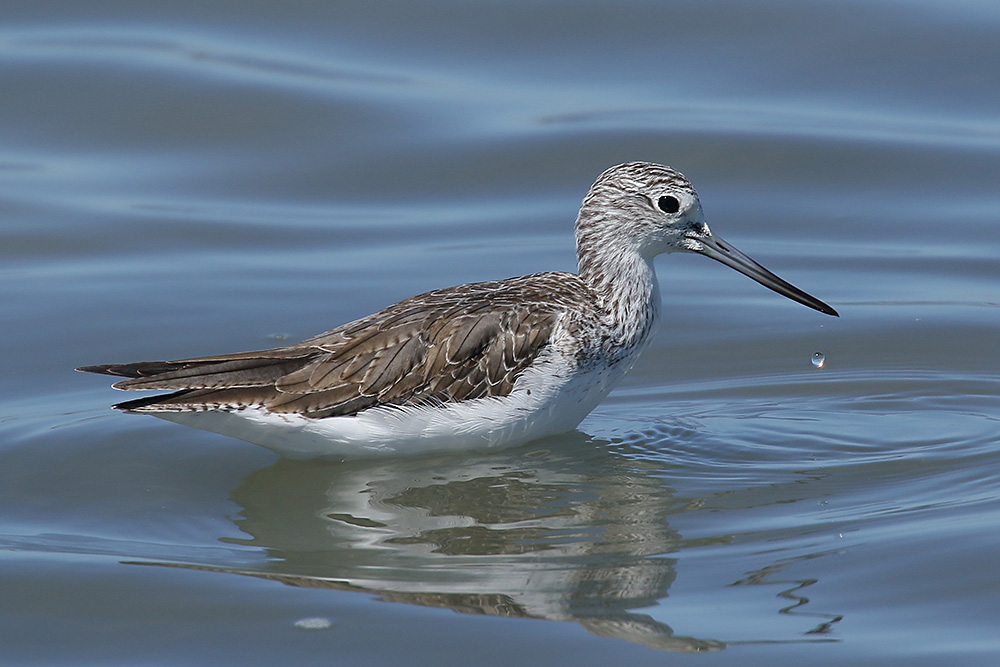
[79,272,593,417]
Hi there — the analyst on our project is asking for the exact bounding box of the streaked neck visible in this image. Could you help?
[576,229,660,349]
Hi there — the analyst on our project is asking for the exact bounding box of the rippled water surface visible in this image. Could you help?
[2,1,999,664]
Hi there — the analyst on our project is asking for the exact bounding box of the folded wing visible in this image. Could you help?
[78,275,581,418]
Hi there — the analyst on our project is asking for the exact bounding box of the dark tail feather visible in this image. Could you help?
[76,362,181,379]
[113,390,194,412]
[112,386,285,413]
[76,357,308,391]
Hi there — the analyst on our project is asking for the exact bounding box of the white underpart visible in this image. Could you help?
[152,322,651,460]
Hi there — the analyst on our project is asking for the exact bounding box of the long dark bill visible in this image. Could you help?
[694,234,839,317]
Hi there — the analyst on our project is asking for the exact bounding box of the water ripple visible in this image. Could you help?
[2,28,414,90]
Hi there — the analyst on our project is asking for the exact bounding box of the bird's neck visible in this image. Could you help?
[577,240,661,349]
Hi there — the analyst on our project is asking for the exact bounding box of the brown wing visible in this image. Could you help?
[78,273,588,417]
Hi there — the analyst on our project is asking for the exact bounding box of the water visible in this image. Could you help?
[2,1,999,664]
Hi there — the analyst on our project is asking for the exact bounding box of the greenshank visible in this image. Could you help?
[79,162,837,459]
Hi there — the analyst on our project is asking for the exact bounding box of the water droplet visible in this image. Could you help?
[811,352,826,369]
[294,617,332,630]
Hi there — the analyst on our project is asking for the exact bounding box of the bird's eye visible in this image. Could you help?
[657,195,680,214]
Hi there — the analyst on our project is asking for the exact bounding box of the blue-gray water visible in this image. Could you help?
[2,1,999,665]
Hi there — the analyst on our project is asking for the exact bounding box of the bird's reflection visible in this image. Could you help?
[137,434,725,652]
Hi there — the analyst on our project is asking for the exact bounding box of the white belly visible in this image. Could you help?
[150,349,633,460]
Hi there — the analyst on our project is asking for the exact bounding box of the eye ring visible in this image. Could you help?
[657,195,680,214]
